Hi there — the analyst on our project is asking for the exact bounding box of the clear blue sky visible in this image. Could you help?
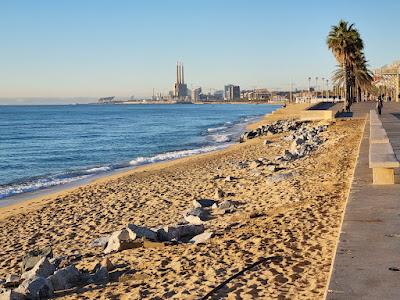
[1,0,399,102]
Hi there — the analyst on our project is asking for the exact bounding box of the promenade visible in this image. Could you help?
[327,102,400,299]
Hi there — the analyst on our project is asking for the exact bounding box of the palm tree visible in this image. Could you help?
[327,20,364,110]
[332,51,373,102]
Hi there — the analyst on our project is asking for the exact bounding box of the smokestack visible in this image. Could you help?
[181,64,184,84]
[176,62,179,84]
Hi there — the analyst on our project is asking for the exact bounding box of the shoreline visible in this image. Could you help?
[0,105,282,213]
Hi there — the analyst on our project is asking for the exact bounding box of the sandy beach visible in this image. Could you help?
[0,104,364,299]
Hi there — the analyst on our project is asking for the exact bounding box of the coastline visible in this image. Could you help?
[0,103,364,299]
[0,105,282,214]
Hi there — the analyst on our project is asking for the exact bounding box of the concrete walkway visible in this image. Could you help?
[326,102,400,299]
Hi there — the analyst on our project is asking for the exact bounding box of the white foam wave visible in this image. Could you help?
[85,166,111,174]
[129,145,228,166]
[0,175,91,199]
[207,126,228,133]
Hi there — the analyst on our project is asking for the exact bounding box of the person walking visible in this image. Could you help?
[377,95,383,115]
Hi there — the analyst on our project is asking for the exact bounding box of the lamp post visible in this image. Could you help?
[321,77,325,99]
[315,77,318,99]
[326,79,329,99]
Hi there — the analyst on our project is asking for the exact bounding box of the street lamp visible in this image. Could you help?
[326,79,329,99]
[315,77,318,98]
[321,77,325,99]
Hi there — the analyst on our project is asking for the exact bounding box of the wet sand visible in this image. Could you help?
[0,104,364,299]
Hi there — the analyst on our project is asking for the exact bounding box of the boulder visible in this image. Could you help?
[47,265,81,291]
[127,224,158,241]
[267,172,294,184]
[192,199,216,208]
[103,228,140,254]
[157,224,205,242]
[15,276,53,300]
[21,258,55,281]
[21,247,53,273]
[0,290,25,300]
[184,208,209,220]
[190,231,214,244]
[3,275,20,288]
[212,200,235,214]
[184,215,204,225]
[91,266,109,285]
[90,236,110,248]
[100,258,114,272]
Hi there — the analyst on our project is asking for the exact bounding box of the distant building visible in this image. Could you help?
[213,90,224,100]
[174,62,188,100]
[98,96,115,104]
[192,87,202,101]
[224,84,240,101]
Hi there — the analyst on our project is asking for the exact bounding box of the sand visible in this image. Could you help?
[0,104,364,299]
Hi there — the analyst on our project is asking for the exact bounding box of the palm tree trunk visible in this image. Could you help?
[343,60,350,111]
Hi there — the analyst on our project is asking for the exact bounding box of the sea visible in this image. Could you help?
[0,103,280,203]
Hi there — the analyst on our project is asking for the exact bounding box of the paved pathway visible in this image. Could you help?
[326,102,400,300]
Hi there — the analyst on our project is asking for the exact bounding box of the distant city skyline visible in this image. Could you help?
[1,0,399,103]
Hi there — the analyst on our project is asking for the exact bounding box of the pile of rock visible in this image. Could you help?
[0,248,112,299]
[276,124,328,162]
[239,120,303,142]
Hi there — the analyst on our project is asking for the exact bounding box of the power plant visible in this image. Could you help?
[174,62,188,100]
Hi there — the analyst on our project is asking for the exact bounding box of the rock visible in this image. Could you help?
[47,265,81,291]
[237,161,248,169]
[3,275,20,288]
[21,247,53,273]
[184,215,204,225]
[157,224,205,242]
[263,140,272,145]
[0,290,25,300]
[215,189,224,200]
[15,276,53,300]
[218,200,235,210]
[100,258,114,271]
[267,172,294,184]
[21,258,55,281]
[190,231,214,244]
[92,266,109,285]
[103,228,141,254]
[212,200,235,214]
[184,208,209,220]
[90,236,110,248]
[127,224,158,241]
[267,165,277,172]
[224,176,235,182]
[48,256,66,269]
[192,199,216,208]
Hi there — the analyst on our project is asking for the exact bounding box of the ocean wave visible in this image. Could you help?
[129,144,229,166]
[207,126,228,133]
[0,175,91,199]
[85,166,112,174]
